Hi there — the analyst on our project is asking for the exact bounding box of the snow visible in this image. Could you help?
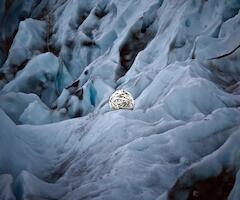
[1,0,240,199]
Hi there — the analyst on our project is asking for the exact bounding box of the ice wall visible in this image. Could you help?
[1,0,240,199]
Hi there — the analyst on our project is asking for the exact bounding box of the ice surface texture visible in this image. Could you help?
[1,0,240,199]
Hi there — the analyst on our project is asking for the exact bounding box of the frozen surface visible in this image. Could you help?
[0,92,41,124]
[0,18,47,87]
[1,0,240,199]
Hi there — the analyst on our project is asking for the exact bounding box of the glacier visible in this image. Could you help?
[0,0,240,199]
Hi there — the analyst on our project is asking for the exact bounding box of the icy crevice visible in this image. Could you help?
[167,125,240,200]
[118,3,159,78]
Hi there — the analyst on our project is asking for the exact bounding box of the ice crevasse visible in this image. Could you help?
[1,0,240,199]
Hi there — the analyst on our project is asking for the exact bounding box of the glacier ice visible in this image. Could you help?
[0,18,47,83]
[1,52,72,106]
[1,0,240,199]
[0,92,42,124]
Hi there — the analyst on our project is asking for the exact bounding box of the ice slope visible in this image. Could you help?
[1,0,240,199]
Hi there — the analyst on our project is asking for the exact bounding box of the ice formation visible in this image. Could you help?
[1,0,240,199]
